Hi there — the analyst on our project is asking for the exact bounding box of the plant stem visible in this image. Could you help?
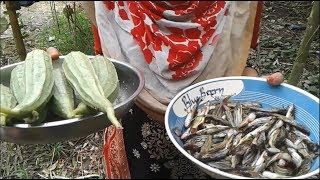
[288,1,319,86]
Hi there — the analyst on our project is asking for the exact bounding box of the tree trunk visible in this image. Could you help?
[5,1,26,61]
[287,1,319,86]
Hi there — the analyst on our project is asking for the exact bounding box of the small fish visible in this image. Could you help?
[241,124,260,136]
[276,126,287,146]
[226,101,262,109]
[252,132,266,150]
[224,132,236,149]
[223,104,235,127]
[233,102,243,127]
[296,141,312,159]
[268,129,281,148]
[267,119,283,137]
[249,106,287,115]
[204,123,230,130]
[238,112,256,129]
[293,130,312,143]
[285,104,295,119]
[238,121,273,147]
[199,135,213,156]
[266,152,292,168]
[181,127,193,140]
[253,150,269,173]
[275,114,310,136]
[287,147,303,169]
[255,111,274,118]
[231,155,242,168]
[302,139,320,153]
[183,135,208,151]
[212,137,225,144]
[296,157,312,176]
[184,99,200,128]
[241,102,262,108]
[247,116,273,128]
[207,134,232,154]
[242,148,258,166]
[272,163,294,176]
[213,130,228,138]
[232,132,243,147]
[200,148,229,162]
[232,143,251,156]
[266,147,281,154]
[205,114,230,126]
[190,108,207,133]
[215,95,232,117]
[285,138,302,150]
[195,125,230,135]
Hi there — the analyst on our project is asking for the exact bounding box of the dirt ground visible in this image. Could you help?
[0,1,319,179]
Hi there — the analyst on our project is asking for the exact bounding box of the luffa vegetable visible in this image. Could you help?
[0,49,54,123]
[62,51,122,129]
[73,55,119,116]
[50,60,76,119]
[10,64,49,124]
[0,84,17,125]
[92,55,119,103]
[10,64,25,103]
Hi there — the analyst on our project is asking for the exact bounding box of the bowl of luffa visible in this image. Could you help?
[0,49,145,144]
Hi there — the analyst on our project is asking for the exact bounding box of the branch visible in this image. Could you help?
[5,1,26,61]
[288,1,319,86]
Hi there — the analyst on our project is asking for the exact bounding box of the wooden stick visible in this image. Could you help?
[4,1,26,61]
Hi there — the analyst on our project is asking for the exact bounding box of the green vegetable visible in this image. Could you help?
[62,51,122,129]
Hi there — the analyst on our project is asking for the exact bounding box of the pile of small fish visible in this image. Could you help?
[174,95,319,179]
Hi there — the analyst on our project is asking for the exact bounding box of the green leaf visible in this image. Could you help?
[307,85,319,95]
[0,16,9,34]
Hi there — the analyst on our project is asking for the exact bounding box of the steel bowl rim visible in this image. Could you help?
[0,56,145,129]
[165,76,319,179]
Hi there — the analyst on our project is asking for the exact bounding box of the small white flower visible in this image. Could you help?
[150,163,160,172]
[141,123,151,138]
[132,149,140,159]
[140,141,148,150]
[129,109,133,114]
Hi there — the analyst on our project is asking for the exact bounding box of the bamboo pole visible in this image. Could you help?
[288,1,319,86]
[4,1,26,61]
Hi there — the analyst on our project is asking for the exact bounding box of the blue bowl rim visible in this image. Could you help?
[165,76,319,179]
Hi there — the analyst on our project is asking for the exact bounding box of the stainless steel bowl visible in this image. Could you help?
[0,56,145,144]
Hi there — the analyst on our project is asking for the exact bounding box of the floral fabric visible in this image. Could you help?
[104,104,211,179]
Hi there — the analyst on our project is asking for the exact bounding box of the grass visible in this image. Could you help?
[15,167,29,179]
[36,8,94,55]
